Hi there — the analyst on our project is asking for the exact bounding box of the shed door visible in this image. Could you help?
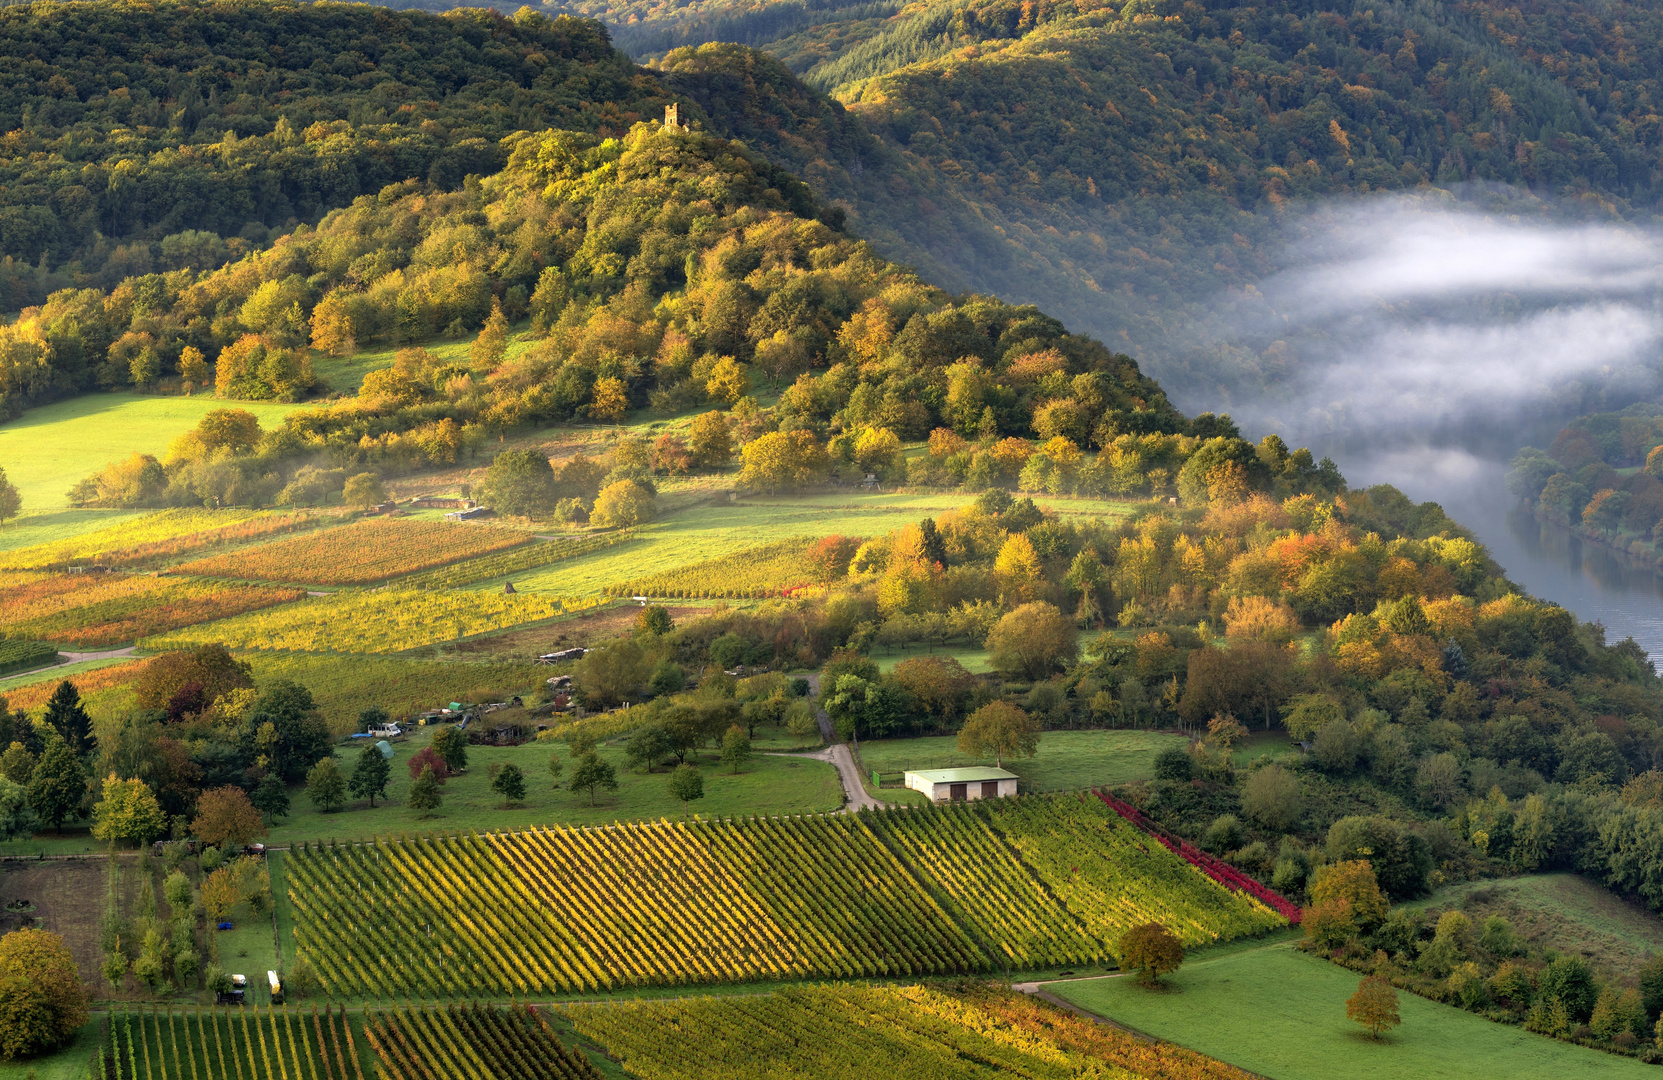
[981,781,999,799]
[949,783,968,801]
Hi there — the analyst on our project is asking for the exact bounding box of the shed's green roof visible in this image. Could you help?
[904,767,1018,784]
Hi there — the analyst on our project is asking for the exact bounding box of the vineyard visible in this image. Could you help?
[141,589,606,654]
[0,508,294,571]
[95,1005,369,1080]
[566,983,1260,1080]
[172,519,534,585]
[366,1003,601,1080]
[0,572,305,648]
[0,656,153,710]
[283,798,1288,997]
[397,532,638,590]
[605,537,827,599]
[0,637,57,676]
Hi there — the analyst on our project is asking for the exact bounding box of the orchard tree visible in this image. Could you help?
[548,753,563,789]
[408,766,443,816]
[199,866,239,922]
[590,479,656,527]
[192,786,267,848]
[491,763,526,807]
[0,928,88,1059]
[667,764,704,818]
[957,702,1041,768]
[349,744,391,807]
[408,747,451,782]
[89,776,166,847]
[569,752,618,806]
[305,758,346,813]
[1119,923,1183,987]
[720,725,752,774]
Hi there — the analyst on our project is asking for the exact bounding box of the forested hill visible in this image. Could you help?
[0,1,669,306]
[548,0,1663,407]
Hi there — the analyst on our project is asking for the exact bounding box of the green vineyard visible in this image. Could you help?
[94,1003,593,1080]
[285,797,1287,996]
[396,532,638,590]
[94,1005,369,1080]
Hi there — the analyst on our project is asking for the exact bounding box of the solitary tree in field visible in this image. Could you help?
[491,763,526,807]
[408,765,443,816]
[0,467,19,530]
[193,785,267,848]
[1347,973,1401,1040]
[720,725,752,774]
[569,752,618,806]
[956,701,1041,768]
[1119,923,1183,987]
[668,764,704,818]
[636,605,673,636]
[349,744,391,807]
[548,753,563,790]
[342,472,385,509]
[305,758,346,813]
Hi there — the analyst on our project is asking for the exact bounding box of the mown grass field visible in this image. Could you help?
[0,509,145,554]
[1050,940,1652,1080]
[0,393,303,510]
[857,729,1187,791]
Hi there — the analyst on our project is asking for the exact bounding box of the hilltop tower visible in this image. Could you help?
[664,103,688,131]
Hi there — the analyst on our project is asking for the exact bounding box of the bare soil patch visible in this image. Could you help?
[0,859,106,983]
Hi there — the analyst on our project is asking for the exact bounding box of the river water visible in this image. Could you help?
[1340,448,1663,663]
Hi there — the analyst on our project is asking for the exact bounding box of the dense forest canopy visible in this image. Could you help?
[0,1,668,308]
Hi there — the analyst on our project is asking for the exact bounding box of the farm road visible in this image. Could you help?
[781,673,879,812]
[6,645,137,680]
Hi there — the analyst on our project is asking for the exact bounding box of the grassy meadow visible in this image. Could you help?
[0,393,303,511]
[1050,940,1654,1080]
[856,729,1187,791]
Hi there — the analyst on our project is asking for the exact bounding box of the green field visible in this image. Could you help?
[0,393,304,510]
[856,729,1186,792]
[0,508,146,554]
[497,491,1142,598]
[1421,873,1663,980]
[1049,940,1652,1080]
[872,645,993,674]
[0,1019,102,1080]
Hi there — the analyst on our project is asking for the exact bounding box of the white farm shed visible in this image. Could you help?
[904,767,1018,803]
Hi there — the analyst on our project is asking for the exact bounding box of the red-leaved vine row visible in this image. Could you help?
[1097,791,1303,925]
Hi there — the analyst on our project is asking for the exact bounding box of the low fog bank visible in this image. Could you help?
[1174,193,1663,460]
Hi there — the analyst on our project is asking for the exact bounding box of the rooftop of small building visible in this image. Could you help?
[904,767,1019,784]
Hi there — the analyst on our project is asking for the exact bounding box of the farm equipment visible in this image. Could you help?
[217,973,247,1005]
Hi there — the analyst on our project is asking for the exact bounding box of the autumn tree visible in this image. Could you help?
[0,928,88,1059]
[591,478,656,527]
[739,430,830,491]
[704,356,750,404]
[689,411,733,469]
[1347,973,1401,1040]
[89,776,166,847]
[591,376,628,422]
[480,448,557,517]
[1310,860,1389,931]
[199,866,239,922]
[985,602,1077,679]
[957,702,1040,768]
[342,472,385,508]
[636,606,673,636]
[721,724,751,774]
[470,296,509,367]
[192,786,267,849]
[1242,764,1302,830]
[1119,923,1183,986]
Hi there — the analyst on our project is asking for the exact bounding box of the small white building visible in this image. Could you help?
[904,766,1018,803]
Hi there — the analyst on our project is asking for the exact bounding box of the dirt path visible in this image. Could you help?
[6,645,138,680]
